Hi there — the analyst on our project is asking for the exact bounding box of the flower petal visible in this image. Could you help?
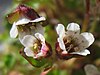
[21,35,37,47]
[70,49,90,56]
[24,47,34,57]
[74,34,89,50]
[41,44,49,53]
[34,24,44,35]
[15,17,30,25]
[81,32,95,47]
[58,38,66,51]
[10,22,18,38]
[65,31,77,37]
[56,24,65,37]
[19,31,29,42]
[30,17,46,22]
[34,52,43,59]
[35,33,45,43]
[67,23,80,34]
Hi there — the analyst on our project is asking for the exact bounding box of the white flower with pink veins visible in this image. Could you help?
[56,23,95,58]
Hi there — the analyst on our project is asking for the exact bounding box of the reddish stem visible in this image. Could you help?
[82,0,90,32]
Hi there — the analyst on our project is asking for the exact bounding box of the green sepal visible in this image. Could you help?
[7,11,20,24]
[20,48,49,68]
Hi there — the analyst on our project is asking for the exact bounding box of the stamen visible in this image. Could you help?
[64,37,71,45]
[74,47,79,52]
[67,37,72,43]
[30,26,35,29]
[33,43,39,55]
[67,44,74,52]
[33,43,38,50]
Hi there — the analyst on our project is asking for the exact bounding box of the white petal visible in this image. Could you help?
[18,28,31,42]
[35,33,45,43]
[67,23,80,34]
[30,17,46,22]
[70,49,90,56]
[81,32,95,47]
[10,22,18,38]
[62,50,68,54]
[19,32,29,42]
[34,52,43,58]
[34,24,44,35]
[15,18,30,25]
[58,38,66,51]
[56,24,65,37]
[65,31,77,37]
[24,47,34,57]
[36,25,44,35]
[21,35,37,47]
[74,34,89,50]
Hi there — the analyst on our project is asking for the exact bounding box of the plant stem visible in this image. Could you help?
[89,0,100,33]
[82,0,90,32]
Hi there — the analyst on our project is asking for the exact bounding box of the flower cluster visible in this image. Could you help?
[7,5,52,60]
[7,5,95,67]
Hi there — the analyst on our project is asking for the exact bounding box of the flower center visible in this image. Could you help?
[63,36,79,53]
[17,23,42,35]
[32,41,42,55]
[18,24,31,32]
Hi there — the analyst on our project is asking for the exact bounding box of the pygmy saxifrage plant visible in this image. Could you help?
[7,5,52,67]
[7,4,95,70]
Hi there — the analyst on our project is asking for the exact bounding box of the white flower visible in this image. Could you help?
[56,23,95,56]
[21,33,51,59]
[10,16,46,38]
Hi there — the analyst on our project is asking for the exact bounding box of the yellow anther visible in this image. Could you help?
[33,43,38,50]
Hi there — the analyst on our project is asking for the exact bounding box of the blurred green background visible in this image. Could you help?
[0,0,100,75]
